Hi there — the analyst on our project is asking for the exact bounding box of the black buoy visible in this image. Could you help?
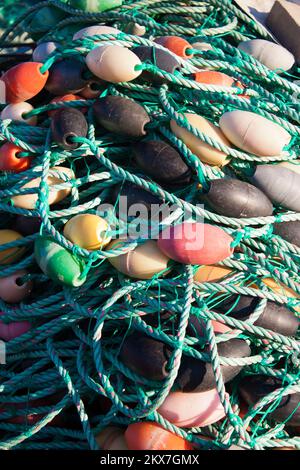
[132,140,191,185]
[133,46,181,83]
[93,95,150,138]
[51,108,88,150]
[120,332,251,392]
[239,375,300,427]
[201,178,273,218]
[273,221,300,248]
[119,332,169,381]
[216,295,299,337]
[45,58,89,95]
[177,338,251,392]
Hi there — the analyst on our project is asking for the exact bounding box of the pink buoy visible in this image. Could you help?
[0,269,32,303]
[158,389,227,428]
[157,222,233,265]
[188,315,232,336]
[0,312,31,341]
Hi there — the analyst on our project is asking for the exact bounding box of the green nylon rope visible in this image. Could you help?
[0,0,300,451]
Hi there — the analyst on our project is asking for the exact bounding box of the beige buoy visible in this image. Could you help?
[125,22,146,36]
[194,265,233,283]
[0,229,24,265]
[1,102,37,125]
[191,42,213,52]
[63,214,111,250]
[170,113,231,166]
[219,111,291,157]
[238,39,295,72]
[85,45,142,83]
[95,427,128,450]
[12,166,75,209]
[278,160,300,175]
[107,239,170,279]
[73,25,121,41]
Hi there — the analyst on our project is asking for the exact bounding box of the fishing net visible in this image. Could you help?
[0,0,299,450]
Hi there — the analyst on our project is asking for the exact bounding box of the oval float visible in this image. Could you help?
[239,375,300,426]
[154,36,193,58]
[132,140,191,185]
[34,236,86,287]
[133,46,180,83]
[0,229,24,265]
[158,222,233,265]
[0,142,31,173]
[202,178,273,218]
[107,239,169,279]
[93,95,150,137]
[12,166,75,209]
[51,107,88,150]
[1,102,37,125]
[0,312,31,341]
[251,164,300,212]
[273,221,300,248]
[158,389,227,428]
[238,39,295,72]
[170,113,231,166]
[64,214,111,250]
[125,422,193,450]
[45,58,89,95]
[86,45,142,83]
[32,42,58,62]
[1,62,49,103]
[73,25,121,41]
[219,111,291,157]
[0,269,32,303]
[217,295,299,336]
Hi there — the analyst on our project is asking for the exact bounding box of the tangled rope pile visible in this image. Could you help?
[0,0,300,450]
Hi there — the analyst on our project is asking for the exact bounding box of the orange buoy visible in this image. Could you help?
[154,36,193,58]
[261,277,300,313]
[193,70,243,88]
[2,62,49,104]
[194,264,233,283]
[170,113,231,167]
[125,422,193,450]
[0,142,31,173]
[0,229,24,265]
